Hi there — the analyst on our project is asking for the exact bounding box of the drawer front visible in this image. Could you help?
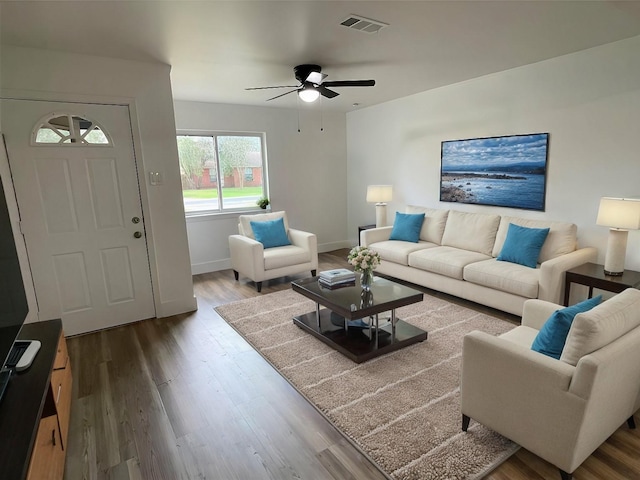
[53,334,69,371]
[51,364,72,448]
[26,415,65,480]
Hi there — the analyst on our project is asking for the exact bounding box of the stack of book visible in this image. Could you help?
[318,268,356,289]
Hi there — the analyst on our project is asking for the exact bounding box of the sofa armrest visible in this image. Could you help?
[538,247,598,304]
[289,229,319,269]
[361,226,393,247]
[522,299,562,330]
[229,234,265,278]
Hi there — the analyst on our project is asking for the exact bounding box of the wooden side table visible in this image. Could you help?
[358,224,377,246]
[563,262,640,306]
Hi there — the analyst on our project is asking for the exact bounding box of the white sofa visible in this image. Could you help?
[461,288,640,479]
[360,206,597,315]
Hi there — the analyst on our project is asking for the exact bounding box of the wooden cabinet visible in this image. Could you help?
[0,320,72,480]
[26,333,72,480]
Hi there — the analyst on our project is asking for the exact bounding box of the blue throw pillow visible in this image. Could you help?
[250,218,291,249]
[389,212,425,243]
[531,295,602,360]
[497,223,550,268]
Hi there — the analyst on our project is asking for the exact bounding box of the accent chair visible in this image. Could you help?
[460,288,640,480]
[229,211,318,292]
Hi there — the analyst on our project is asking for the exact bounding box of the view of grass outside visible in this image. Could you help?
[182,187,263,199]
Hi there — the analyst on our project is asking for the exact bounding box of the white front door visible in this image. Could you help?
[1,99,155,335]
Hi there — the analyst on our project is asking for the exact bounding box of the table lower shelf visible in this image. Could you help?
[293,309,427,363]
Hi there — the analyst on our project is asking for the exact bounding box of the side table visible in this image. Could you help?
[358,224,377,246]
[563,262,640,306]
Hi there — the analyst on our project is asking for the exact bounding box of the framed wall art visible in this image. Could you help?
[440,132,549,211]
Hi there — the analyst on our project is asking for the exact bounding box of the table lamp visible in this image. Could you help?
[366,185,393,228]
[596,197,640,276]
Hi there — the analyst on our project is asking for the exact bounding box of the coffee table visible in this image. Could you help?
[291,275,427,363]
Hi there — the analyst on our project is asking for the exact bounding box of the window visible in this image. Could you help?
[33,114,111,145]
[176,133,267,215]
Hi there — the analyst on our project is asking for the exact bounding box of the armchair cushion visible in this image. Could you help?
[239,211,289,239]
[250,217,291,249]
[531,295,602,360]
[497,223,550,268]
[561,288,640,366]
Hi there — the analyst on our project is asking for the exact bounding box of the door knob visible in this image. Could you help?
[132,216,140,224]
[134,231,142,239]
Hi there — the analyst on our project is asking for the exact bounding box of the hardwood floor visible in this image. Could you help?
[64,250,640,480]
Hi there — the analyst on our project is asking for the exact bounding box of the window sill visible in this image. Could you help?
[185,208,271,223]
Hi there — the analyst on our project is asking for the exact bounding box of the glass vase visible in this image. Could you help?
[360,269,374,291]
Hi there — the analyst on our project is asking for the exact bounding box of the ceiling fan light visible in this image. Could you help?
[298,87,320,103]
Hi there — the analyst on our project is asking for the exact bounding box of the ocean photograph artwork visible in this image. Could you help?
[440,133,549,211]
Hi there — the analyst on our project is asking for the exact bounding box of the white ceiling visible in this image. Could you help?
[2,1,640,112]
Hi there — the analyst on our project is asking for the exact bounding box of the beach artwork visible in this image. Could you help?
[440,133,549,211]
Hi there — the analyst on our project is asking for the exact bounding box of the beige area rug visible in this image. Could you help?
[215,289,519,480]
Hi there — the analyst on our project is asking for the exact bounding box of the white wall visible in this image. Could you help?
[173,100,349,274]
[0,46,197,317]
[347,35,640,271]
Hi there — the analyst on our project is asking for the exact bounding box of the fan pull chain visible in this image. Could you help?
[296,96,301,133]
[320,96,324,132]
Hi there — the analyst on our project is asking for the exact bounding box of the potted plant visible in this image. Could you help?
[257,197,270,209]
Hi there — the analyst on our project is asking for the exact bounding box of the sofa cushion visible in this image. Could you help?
[497,223,550,268]
[560,288,640,366]
[409,246,490,280]
[406,206,449,244]
[492,216,577,262]
[239,211,289,239]
[250,218,291,248]
[370,240,436,266]
[389,212,425,243]
[440,210,501,256]
[264,245,310,270]
[531,296,602,360]
[463,258,540,298]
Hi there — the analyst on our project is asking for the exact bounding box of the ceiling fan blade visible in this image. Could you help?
[246,85,300,90]
[305,71,327,85]
[266,89,299,101]
[317,85,339,99]
[322,80,375,88]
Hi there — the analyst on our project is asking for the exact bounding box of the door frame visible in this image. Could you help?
[0,91,160,325]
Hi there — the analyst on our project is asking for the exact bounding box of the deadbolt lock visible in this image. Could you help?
[132,216,141,224]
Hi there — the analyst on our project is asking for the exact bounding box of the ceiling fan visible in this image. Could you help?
[246,64,375,102]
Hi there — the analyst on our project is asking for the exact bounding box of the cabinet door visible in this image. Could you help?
[51,365,72,448]
[26,415,65,480]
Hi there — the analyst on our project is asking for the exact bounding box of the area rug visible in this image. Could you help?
[215,289,519,480]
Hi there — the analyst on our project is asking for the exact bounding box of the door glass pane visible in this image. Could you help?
[177,136,218,213]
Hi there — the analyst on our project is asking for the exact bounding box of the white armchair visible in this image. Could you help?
[229,211,318,292]
[461,288,640,480]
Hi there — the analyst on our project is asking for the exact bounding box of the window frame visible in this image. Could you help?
[176,130,269,218]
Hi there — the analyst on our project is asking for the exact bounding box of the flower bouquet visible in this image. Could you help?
[347,246,381,291]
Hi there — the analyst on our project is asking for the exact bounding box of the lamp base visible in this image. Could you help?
[603,269,624,277]
[375,203,387,228]
[604,228,628,276]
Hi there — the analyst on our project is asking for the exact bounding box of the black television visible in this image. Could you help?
[0,175,30,397]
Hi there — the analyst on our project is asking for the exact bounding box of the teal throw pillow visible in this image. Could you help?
[250,218,291,249]
[497,223,550,268]
[389,212,425,243]
[531,295,602,360]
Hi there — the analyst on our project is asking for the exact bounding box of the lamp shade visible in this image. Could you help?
[366,185,393,203]
[596,197,640,230]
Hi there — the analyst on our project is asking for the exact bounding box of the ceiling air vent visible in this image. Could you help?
[340,15,388,34]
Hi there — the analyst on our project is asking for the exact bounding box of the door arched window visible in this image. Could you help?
[32,113,112,146]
